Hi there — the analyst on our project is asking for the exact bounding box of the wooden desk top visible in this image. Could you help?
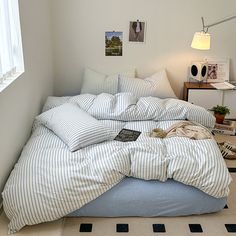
[184,82,215,89]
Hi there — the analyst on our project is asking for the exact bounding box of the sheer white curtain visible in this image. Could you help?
[0,0,24,82]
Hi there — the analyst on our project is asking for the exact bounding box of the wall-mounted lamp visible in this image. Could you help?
[191,14,236,50]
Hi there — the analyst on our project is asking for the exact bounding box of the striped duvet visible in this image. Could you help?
[2,93,232,233]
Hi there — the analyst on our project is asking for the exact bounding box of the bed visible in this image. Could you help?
[2,92,232,233]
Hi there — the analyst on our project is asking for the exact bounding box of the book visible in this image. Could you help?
[210,82,236,90]
[114,129,141,142]
[212,120,236,135]
[212,129,235,135]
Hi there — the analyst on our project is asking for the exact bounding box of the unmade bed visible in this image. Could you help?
[2,93,232,233]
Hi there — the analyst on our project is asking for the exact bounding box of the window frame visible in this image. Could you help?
[0,0,24,92]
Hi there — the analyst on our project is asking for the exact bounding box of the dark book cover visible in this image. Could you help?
[114,129,141,142]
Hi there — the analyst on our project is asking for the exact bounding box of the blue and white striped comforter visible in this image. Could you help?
[2,93,232,233]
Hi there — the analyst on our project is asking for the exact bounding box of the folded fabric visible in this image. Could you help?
[150,121,213,140]
[36,103,116,151]
[38,93,216,128]
[165,121,213,140]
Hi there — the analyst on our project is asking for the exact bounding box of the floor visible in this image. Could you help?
[0,134,235,236]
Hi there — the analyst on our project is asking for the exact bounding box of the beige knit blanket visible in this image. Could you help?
[151,121,213,140]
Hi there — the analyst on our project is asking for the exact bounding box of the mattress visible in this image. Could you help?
[68,177,227,217]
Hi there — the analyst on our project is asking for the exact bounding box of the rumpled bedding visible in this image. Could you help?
[2,93,232,233]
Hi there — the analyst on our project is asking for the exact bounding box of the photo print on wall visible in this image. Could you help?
[129,20,145,43]
[207,59,230,83]
[105,31,123,56]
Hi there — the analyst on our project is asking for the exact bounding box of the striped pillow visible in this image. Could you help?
[119,69,177,99]
[36,103,116,152]
[42,96,71,112]
[81,68,135,95]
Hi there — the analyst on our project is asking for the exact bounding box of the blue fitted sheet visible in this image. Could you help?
[68,178,226,217]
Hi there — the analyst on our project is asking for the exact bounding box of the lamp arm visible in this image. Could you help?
[202,14,236,32]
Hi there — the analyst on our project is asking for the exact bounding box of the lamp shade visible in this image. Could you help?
[191,32,211,50]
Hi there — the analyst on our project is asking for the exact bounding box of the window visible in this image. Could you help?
[0,0,24,90]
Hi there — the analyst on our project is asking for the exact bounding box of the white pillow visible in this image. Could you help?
[81,68,135,95]
[36,103,116,152]
[119,69,177,99]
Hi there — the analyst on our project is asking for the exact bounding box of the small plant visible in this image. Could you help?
[210,105,230,115]
[210,105,230,124]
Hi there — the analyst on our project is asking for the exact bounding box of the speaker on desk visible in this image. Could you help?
[190,61,208,82]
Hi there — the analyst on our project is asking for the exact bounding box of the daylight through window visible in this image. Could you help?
[0,0,24,84]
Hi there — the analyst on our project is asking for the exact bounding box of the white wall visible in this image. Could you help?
[51,0,236,98]
[0,0,54,195]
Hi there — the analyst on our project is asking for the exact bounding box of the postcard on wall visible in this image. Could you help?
[105,31,123,56]
[129,20,146,43]
[207,59,230,83]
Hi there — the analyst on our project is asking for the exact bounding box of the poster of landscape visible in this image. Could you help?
[105,31,123,56]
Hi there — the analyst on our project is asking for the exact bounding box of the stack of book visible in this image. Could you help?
[212,120,236,136]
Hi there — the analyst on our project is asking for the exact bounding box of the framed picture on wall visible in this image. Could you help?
[129,20,146,43]
[105,31,123,56]
[207,58,230,83]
